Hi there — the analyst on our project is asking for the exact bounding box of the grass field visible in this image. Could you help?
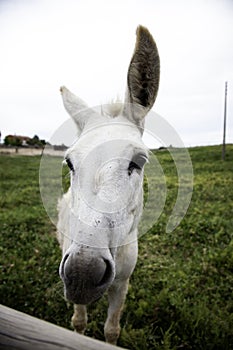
[0,145,233,349]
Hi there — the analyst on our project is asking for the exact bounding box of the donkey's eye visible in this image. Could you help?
[128,153,148,176]
[66,158,74,172]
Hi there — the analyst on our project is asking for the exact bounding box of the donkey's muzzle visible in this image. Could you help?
[59,247,115,305]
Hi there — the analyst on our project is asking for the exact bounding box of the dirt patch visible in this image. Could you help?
[0,147,64,157]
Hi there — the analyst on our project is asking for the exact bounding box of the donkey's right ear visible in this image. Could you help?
[60,86,91,131]
[123,26,160,128]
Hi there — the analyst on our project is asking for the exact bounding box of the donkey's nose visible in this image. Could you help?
[61,254,111,286]
[59,249,115,304]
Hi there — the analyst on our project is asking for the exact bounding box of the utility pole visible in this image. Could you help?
[222,81,228,161]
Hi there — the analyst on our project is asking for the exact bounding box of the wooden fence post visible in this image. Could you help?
[0,304,127,350]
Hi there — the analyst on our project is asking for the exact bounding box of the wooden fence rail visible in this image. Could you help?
[0,304,126,350]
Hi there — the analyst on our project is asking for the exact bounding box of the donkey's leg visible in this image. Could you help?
[104,278,129,344]
[71,304,87,334]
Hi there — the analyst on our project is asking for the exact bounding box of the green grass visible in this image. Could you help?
[0,145,233,349]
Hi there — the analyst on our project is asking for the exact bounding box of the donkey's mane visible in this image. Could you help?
[101,99,123,118]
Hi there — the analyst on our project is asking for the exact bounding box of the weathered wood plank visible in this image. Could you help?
[0,304,126,350]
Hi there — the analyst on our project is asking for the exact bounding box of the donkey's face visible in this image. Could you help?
[65,114,148,244]
[59,26,160,305]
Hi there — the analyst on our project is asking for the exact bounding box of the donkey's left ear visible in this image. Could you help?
[60,86,98,132]
[123,26,160,128]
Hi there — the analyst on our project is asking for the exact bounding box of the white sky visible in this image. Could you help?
[0,0,233,147]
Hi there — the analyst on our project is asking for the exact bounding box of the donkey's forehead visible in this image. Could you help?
[66,116,147,160]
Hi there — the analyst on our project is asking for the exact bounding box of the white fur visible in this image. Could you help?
[57,109,145,343]
[57,25,160,344]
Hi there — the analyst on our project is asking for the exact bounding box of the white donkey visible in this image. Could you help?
[57,25,160,344]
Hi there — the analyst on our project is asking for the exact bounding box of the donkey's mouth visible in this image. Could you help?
[65,285,107,305]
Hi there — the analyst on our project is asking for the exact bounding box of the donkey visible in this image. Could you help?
[57,25,160,344]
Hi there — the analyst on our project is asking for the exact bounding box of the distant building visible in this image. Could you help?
[53,144,68,151]
[4,134,45,148]
[4,135,31,147]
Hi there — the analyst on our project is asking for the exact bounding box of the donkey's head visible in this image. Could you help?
[59,26,160,304]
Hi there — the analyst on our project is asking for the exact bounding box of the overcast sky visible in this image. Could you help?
[0,0,233,147]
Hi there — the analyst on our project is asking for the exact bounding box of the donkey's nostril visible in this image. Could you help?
[96,259,113,287]
[60,253,70,279]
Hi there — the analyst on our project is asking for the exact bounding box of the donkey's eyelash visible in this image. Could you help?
[65,158,74,172]
[128,153,148,175]
[133,153,148,166]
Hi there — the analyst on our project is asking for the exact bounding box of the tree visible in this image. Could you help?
[4,135,22,147]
